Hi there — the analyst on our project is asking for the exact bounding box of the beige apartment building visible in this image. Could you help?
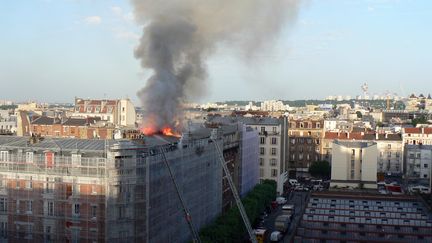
[330,140,378,189]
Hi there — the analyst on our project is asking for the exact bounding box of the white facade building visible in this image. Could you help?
[330,140,378,189]
[260,100,288,112]
[404,144,432,180]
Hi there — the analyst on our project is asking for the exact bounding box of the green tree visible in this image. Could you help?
[356,111,363,118]
[198,180,277,242]
[309,160,331,179]
[412,115,428,127]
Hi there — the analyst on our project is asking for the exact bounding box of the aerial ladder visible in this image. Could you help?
[160,148,202,243]
[212,139,258,243]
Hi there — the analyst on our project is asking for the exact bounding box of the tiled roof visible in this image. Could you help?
[31,116,61,125]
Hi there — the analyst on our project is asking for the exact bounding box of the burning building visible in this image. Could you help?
[0,132,223,242]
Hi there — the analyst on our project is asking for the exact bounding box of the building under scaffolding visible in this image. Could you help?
[0,132,223,243]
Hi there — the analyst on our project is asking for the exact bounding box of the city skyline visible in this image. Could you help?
[1,0,431,104]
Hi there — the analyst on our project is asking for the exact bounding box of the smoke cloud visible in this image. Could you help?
[132,0,303,133]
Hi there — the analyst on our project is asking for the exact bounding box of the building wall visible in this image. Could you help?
[331,141,377,189]
[239,126,259,197]
[404,145,432,180]
[0,148,107,242]
[376,140,403,174]
[288,118,324,177]
[249,120,287,194]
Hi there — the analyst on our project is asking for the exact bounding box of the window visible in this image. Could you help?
[351,149,355,156]
[73,203,80,216]
[259,168,264,177]
[271,148,277,155]
[350,170,355,179]
[260,147,265,155]
[387,151,391,158]
[25,152,33,163]
[387,144,391,149]
[91,205,97,218]
[271,137,277,145]
[0,151,8,162]
[259,158,264,166]
[260,137,265,144]
[27,201,33,214]
[270,159,277,166]
[260,127,265,133]
[0,221,7,239]
[425,164,429,168]
[44,225,52,241]
[118,206,126,219]
[45,178,54,193]
[26,177,32,189]
[272,127,277,133]
[71,228,80,243]
[290,138,296,144]
[47,201,54,216]
[271,169,278,177]
[0,198,7,212]
[316,123,320,128]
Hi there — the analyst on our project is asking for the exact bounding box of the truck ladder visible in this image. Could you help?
[212,140,258,243]
[160,149,202,243]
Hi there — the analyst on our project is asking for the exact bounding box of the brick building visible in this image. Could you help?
[288,117,324,177]
[30,116,115,139]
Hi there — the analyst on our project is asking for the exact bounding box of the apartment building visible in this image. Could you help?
[0,110,16,135]
[288,117,324,177]
[403,127,432,145]
[30,116,115,139]
[207,116,288,195]
[0,134,223,242]
[330,140,378,189]
[404,144,432,181]
[367,133,403,174]
[72,98,136,127]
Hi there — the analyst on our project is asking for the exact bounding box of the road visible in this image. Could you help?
[260,190,309,243]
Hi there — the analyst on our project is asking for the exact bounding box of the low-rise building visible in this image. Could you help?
[72,98,136,127]
[403,127,432,145]
[330,140,378,189]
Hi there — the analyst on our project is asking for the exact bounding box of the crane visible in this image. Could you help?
[160,148,202,243]
[212,139,258,243]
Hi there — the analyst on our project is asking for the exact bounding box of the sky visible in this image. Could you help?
[0,0,431,104]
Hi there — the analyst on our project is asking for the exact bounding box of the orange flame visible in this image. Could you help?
[161,127,181,137]
[140,126,181,137]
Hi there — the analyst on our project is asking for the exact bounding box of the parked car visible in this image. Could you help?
[270,231,283,242]
[276,197,287,205]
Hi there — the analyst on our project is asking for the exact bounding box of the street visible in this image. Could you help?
[260,190,309,243]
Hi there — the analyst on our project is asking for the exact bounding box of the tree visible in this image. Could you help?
[412,115,428,127]
[356,111,363,119]
[309,161,331,179]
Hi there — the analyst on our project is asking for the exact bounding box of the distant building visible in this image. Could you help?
[260,100,287,112]
[207,116,288,195]
[72,98,136,127]
[330,140,378,189]
[30,116,115,139]
[404,144,432,181]
[288,117,324,178]
[0,110,17,135]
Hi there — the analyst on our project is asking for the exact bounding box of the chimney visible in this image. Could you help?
[347,132,350,139]
[375,133,379,140]
[385,133,388,139]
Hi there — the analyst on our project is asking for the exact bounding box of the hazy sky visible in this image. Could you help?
[1,0,431,104]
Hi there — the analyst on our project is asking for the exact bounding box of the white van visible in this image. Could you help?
[270,231,283,242]
[288,179,300,187]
